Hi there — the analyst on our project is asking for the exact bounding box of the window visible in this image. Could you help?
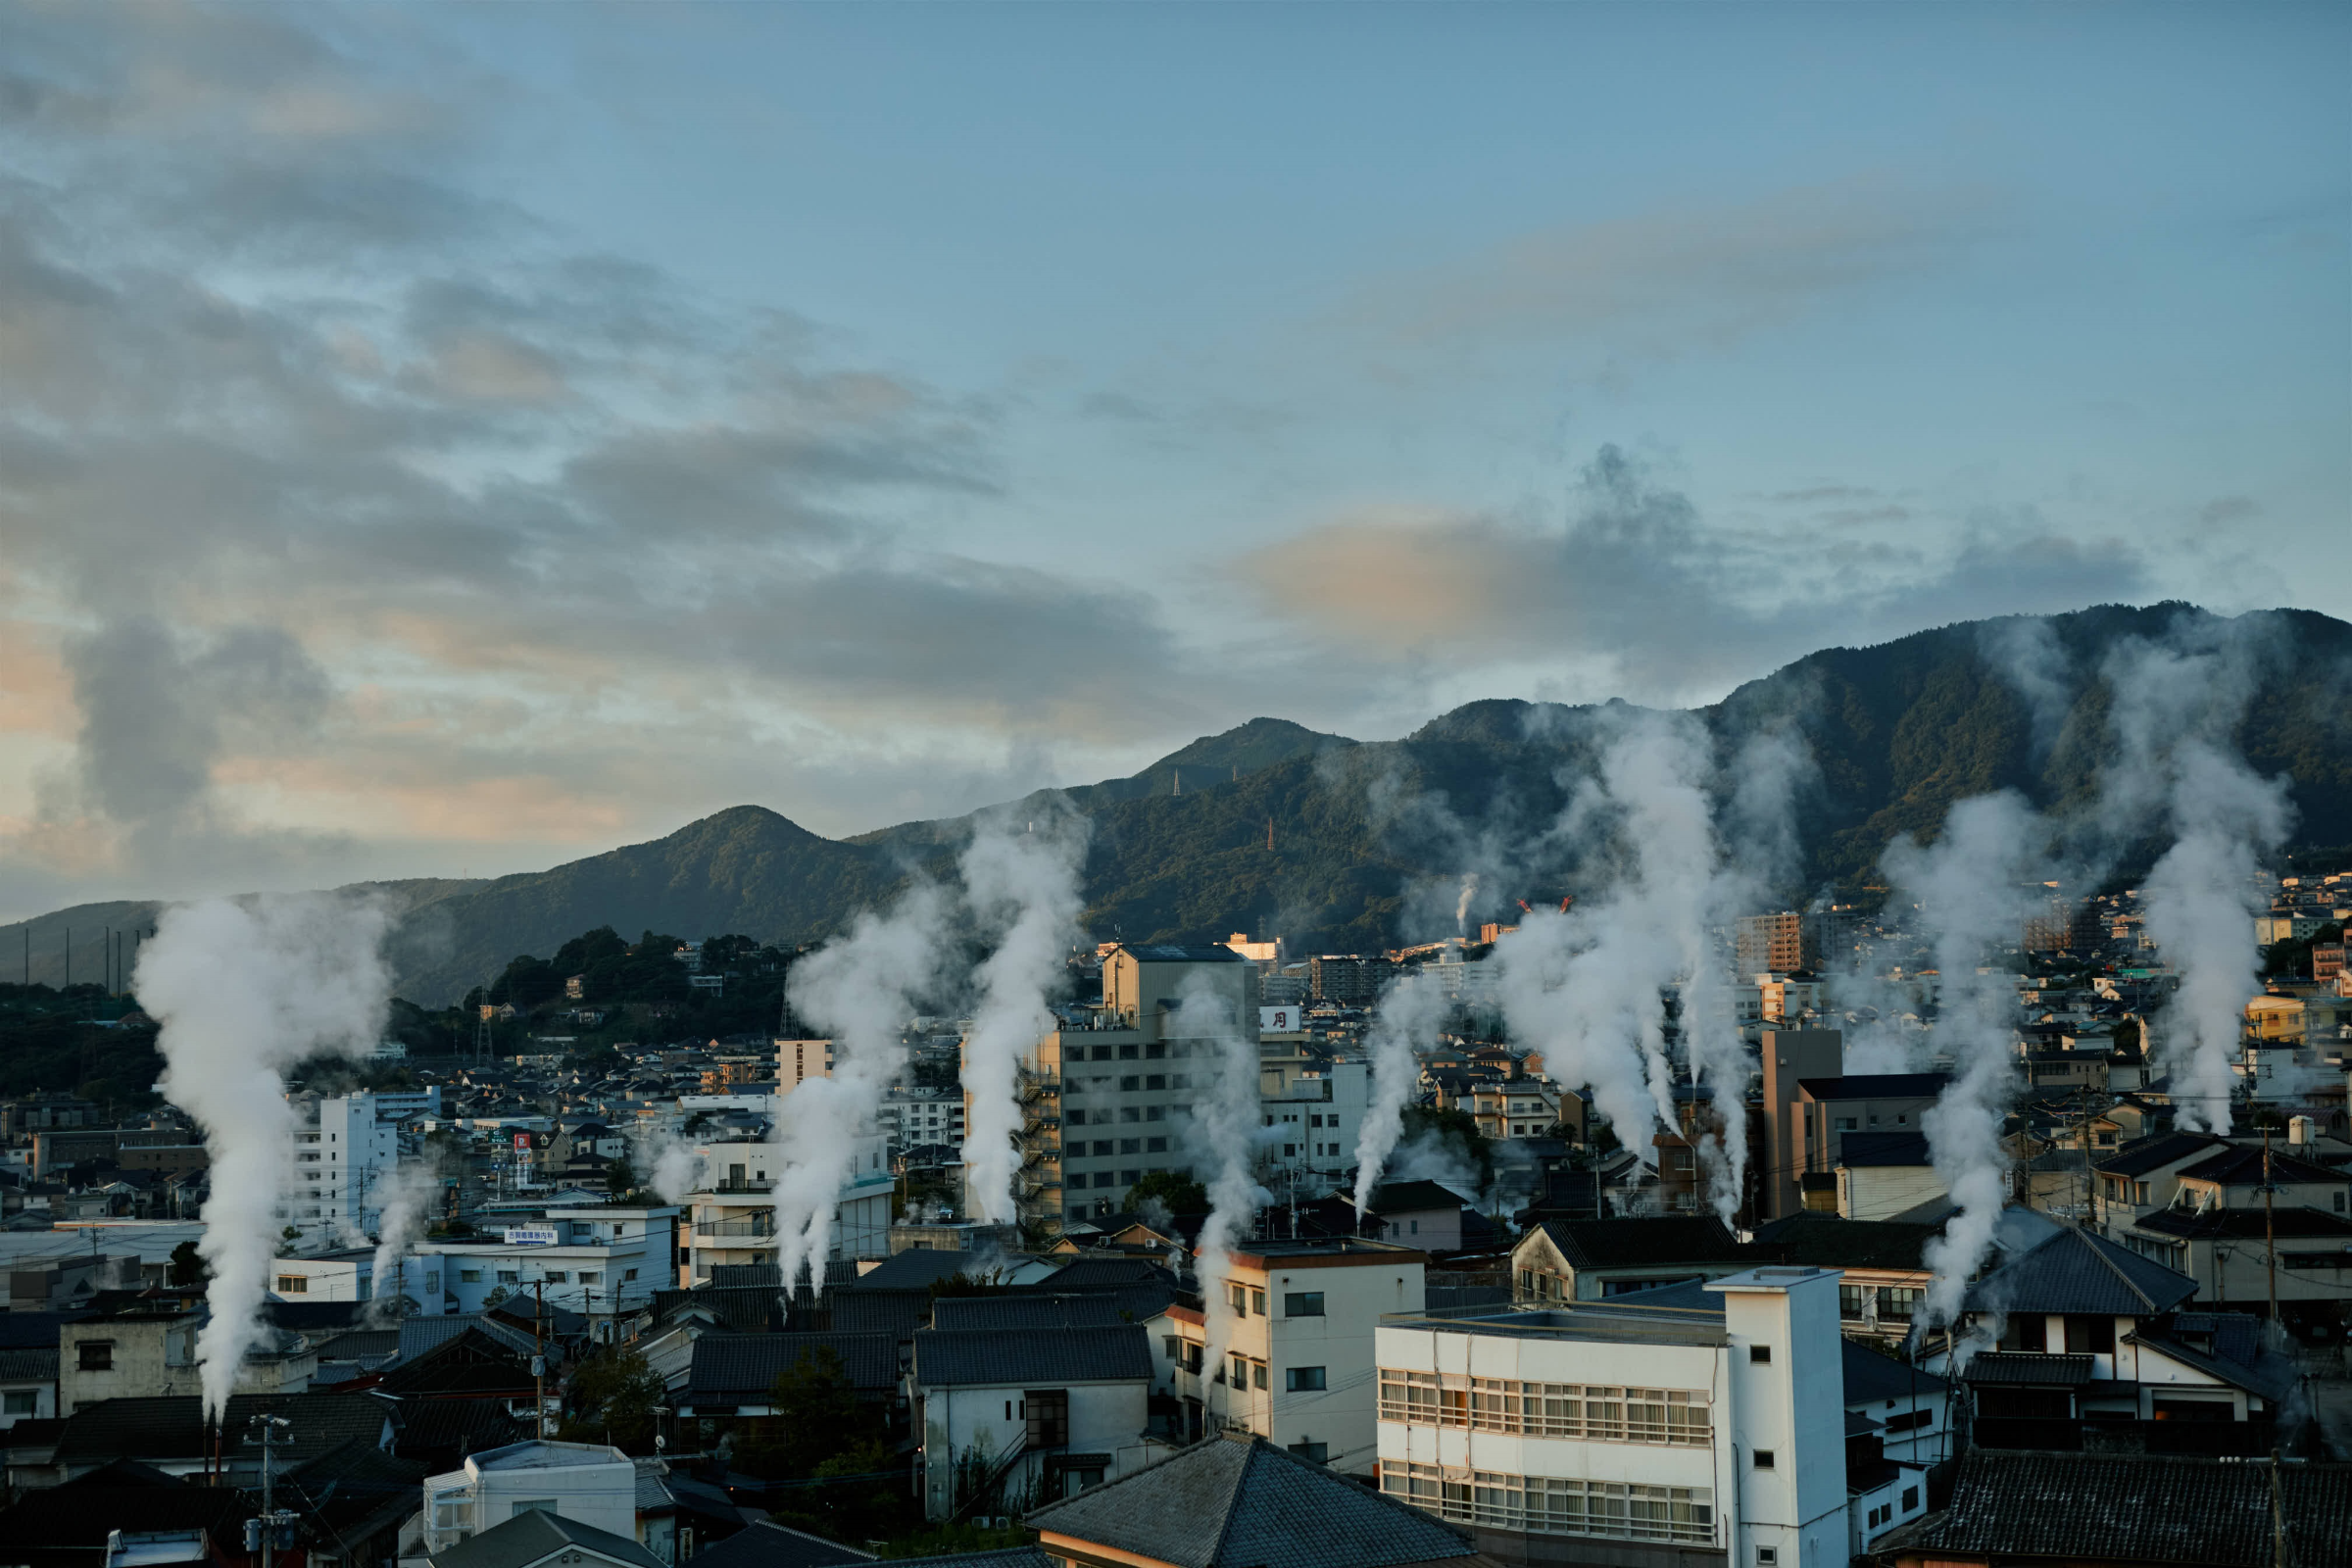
[1146,1105,1166,1121]
[1253,1361,1268,1390]
[510,1499,559,1519]
[1757,1551,1778,1566]
[497,1270,519,1285]
[1286,1366,1326,1392]
[1901,1486,1919,1510]
[579,1271,601,1284]
[1119,1076,1141,1092]
[1250,1289,1265,1316]
[276,1275,309,1294]
[1287,1441,1328,1463]
[1145,1042,1166,1058]
[1067,1108,1086,1126]
[1838,1285,1870,1319]
[1753,1449,1775,1469]
[1285,1292,1325,1317]
[1091,1045,1113,1061]
[1228,1283,1248,1313]
[1835,1116,1857,1132]
[1119,1106,1141,1123]
[1145,1074,1166,1090]
[1120,1139,1142,1154]
[460,1269,482,1284]
[1146,1137,1168,1152]
[1121,1169,1142,1185]
[1380,1463,1712,1544]
[623,1268,638,1281]
[3,1391,35,1415]
[1748,1345,1771,1363]
[76,1342,112,1372]
[1118,1044,1139,1059]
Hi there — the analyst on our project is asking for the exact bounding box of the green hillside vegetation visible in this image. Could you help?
[11,605,2346,1005]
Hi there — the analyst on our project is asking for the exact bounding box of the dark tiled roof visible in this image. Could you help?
[428,1505,667,1568]
[1835,1130,1932,1167]
[2132,1205,2352,1241]
[1840,1339,1948,1405]
[2128,1328,2297,1405]
[2096,1131,2228,1177]
[1529,1216,1747,1269]
[687,1333,901,1398]
[280,1436,430,1539]
[0,1311,82,1348]
[1795,1073,1950,1101]
[54,1393,392,1469]
[931,1295,1136,1332]
[264,1300,372,1332]
[681,1518,877,1567]
[1750,1213,1936,1270]
[654,1286,787,1335]
[2179,1145,2346,1187]
[827,1290,936,1339]
[398,1312,541,1361]
[1962,1351,2097,1387]
[914,1325,1151,1389]
[1366,1180,1473,1214]
[889,1552,1053,1568]
[387,1395,525,1460]
[0,1347,58,1381]
[1028,1434,1480,1568]
[1120,944,1247,963]
[0,1457,249,1550]
[1886,1450,2352,1566]
[1964,1225,2195,1317]
[1039,1257,1178,1292]
[848,1250,1012,1291]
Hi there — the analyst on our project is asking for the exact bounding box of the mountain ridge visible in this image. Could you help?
[7,605,2345,1005]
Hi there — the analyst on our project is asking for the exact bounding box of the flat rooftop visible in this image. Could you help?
[1381,1300,1730,1349]
[1227,1237,1423,1259]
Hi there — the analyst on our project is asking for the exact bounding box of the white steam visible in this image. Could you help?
[2099,628,2292,1134]
[135,896,393,1417]
[957,812,1089,1225]
[1454,873,1479,936]
[778,884,949,1292]
[632,1117,706,1205]
[1884,792,2041,1334]
[1179,966,1267,1379]
[1350,969,1447,1218]
[366,1160,441,1322]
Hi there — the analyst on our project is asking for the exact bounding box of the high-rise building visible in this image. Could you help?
[294,1094,403,1241]
[965,943,1258,1229]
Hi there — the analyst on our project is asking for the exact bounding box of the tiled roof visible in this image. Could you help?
[2178,1145,2346,1187]
[1039,1257,1178,1292]
[2095,1131,2228,1177]
[1529,1216,1747,1269]
[1964,1224,2195,1317]
[1840,1338,1948,1405]
[1795,1073,1950,1101]
[653,1286,787,1335]
[1885,1450,2352,1566]
[2132,1205,2352,1241]
[2128,1326,2297,1405]
[387,1395,526,1460]
[1027,1434,1481,1568]
[687,1332,901,1398]
[1835,1130,1932,1167]
[1750,1213,1936,1270]
[1366,1180,1473,1214]
[827,1290,937,1340]
[398,1312,541,1362]
[680,1518,877,1567]
[279,1436,430,1539]
[847,1250,1007,1291]
[0,1347,58,1381]
[54,1393,392,1469]
[1962,1351,2097,1387]
[930,1295,1136,1332]
[0,1457,250,1551]
[913,1324,1152,1389]
[428,1505,667,1568]
[887,1552,1052,1568]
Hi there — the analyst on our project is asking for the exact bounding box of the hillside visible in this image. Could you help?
[9,605,2346,1005]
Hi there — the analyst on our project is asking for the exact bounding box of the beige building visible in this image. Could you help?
[966,943,1257,1231]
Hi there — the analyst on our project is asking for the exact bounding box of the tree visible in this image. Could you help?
[168,1239,207,1287]
[736,1346,879,1480]
[605,1154,638,1199]
[560,1345,664,1453]
[1120,1170,1208,1216]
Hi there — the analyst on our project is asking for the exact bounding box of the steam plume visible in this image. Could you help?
[958,811,1089,1224]
[1178,967,1267,1377]
[135,896,393,1416]
[1883,792,2041,1335]
[1350,969,1446,1217]
[1454,874,1479,936]
[779,884,949,1291]
[366,1160,441,1322]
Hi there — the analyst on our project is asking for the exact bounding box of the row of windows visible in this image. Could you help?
[1072,1137,1171,1156]
[1381,1465,1714,1544]
[1068,1104,1170,1125]
[1838,1285,1924,1321]
[1378,1372,1711,1446]
[1225,1285,1325,1318]
[1070,1041,1190,1061]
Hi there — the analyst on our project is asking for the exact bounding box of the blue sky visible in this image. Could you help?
[0,2,2344,915]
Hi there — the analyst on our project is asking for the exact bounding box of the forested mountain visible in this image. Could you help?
[9,605,2347,1006]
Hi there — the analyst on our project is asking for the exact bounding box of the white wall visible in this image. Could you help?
[920,1380,1149,1518]
[422,1444,636,1549]
[1710,1268,1848,1568]
[1217,1252,1423,1474]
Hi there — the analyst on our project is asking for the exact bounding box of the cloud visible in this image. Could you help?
[1339,173,2003,363]
[1234,445,2153,704]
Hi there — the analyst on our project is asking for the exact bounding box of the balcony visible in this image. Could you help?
[695,1217,778,1241]
[711,1178,775,1195]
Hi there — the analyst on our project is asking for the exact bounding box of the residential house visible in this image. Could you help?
[1365,1181,1475,1252]
[1832,1133,1946,1223]
[421,1440,637,1554]
[1510,1217,1753,1303]
[422,1506,665,1568]
[910,1322,1157,1519]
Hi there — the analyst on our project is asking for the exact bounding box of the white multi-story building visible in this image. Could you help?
[880,1087,964,1152]
[1257,1055,1369,1192]
[1376,1266,1913,1568]
[1169,1237,1426,1477]
[682,1131,893,1286]
[290,1094,404,1242]
[392,1206,679,1335]
[421,1440,635,1551]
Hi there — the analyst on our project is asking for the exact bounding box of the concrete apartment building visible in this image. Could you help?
[967,943,1258,1230]
[1778,1068,1949,1221]
[290,1093,406,1242]
[683,1131,891,1286]
[1377,1266,1898,1568]
[1171,1236,1427,1476]
[1257,1049,1369,1192]
[389,1205,681,1332]
[422,1440,637,1552]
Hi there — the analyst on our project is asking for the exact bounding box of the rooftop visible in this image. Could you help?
[466,1439,630,1472]
[1382,1299,1729,1349]
[1796,1072,1952,1100]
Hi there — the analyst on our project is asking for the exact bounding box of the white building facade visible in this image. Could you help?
[1376,1267,1885,1568]
[395,1206,680,1334]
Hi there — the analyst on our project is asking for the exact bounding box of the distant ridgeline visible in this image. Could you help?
[9,605,2348,1007]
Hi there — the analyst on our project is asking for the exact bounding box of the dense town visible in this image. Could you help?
[0,870,2343,1568]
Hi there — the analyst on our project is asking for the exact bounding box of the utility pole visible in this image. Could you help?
[246,1413,291,1568]
[534,1281,548,1438]
[2263,1125,2278,1326]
